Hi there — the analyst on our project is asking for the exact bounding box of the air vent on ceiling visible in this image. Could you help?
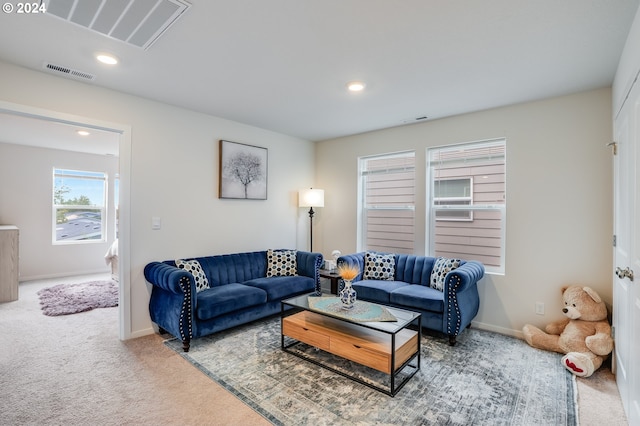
[44,0,191,50]
[43,62,96,81]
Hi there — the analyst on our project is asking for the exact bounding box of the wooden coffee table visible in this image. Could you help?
[281,293,421,396]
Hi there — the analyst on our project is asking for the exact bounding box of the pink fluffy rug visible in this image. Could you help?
[37,280,118,316]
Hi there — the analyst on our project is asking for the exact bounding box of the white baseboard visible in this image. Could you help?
[471,320,524,340]
[126,327,155,340]
[19,269,111,283]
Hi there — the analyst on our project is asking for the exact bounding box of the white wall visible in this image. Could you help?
[0,142,119,279]
[0,60,316,338]
[613,1,640,113]
[0,58,615,339]
[315,88,613,337]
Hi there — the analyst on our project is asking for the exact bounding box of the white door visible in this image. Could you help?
[613,78,640,425]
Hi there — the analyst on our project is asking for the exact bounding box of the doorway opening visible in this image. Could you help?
[0,100,131,340]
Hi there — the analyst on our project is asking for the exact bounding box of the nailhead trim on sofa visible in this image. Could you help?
[178,275,193,350]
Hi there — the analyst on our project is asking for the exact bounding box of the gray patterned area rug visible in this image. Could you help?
[165,316,577,426]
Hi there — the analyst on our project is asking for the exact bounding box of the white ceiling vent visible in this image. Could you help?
[44,0,191,50]
[43,62,96,81]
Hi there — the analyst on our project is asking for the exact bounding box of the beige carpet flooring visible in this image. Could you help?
[0,274,627,425]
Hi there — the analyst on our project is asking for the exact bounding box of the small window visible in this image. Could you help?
[427,139,506,273]
[53,168,107,244]
[358,151,415,254]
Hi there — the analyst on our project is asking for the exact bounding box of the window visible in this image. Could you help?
[358,151,415,254]
[53,168,107,244]
[427,139,506,273]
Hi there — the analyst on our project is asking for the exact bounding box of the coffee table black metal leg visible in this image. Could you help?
[391,333,396,395]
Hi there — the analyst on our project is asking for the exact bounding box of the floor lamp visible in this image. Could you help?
[299,188,324,252]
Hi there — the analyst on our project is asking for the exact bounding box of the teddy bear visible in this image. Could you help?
[522,285,614,377]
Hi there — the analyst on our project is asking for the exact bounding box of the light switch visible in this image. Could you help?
[152,217,161,230]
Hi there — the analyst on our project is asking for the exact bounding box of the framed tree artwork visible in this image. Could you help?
[219,140,268,200]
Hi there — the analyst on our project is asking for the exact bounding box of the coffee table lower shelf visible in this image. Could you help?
[281,310,420,396]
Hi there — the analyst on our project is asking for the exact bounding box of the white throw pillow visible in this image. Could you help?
[176,259,210,293]
[267,249,298,277]
[363,252,396,280]
[429,257,461,291]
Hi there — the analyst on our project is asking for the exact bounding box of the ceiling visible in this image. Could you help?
[0,112,120,156]
[0,0,638,151]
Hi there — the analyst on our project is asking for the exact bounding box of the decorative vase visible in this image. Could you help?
[339,279,357,309]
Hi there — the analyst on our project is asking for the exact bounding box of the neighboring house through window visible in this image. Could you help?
[358,151,415,254]
[434,177,473,221]
[53,168,107,243]
[427,138,506,273]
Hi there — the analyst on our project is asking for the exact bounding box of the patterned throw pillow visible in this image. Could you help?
[267,249,298,277]
[363,252,396,280]
[429,257,462,291]
[175,259,210,293]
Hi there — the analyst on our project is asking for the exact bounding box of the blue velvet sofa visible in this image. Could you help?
[337,252,485,345]
[144,249,323,351]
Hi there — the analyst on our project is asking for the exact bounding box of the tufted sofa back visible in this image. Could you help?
[394,254,465,285]
[164,250,320,287]
[165,251,268,287]
[394,254,437,284]
[340,252,468,285]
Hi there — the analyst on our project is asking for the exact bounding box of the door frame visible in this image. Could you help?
[612,70,640,424]
[0,100,132,341]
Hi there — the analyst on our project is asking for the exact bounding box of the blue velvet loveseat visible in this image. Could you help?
[144,249,323,351]
[337,252,485,345]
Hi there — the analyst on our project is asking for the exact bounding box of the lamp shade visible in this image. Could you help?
[299,188,324,208]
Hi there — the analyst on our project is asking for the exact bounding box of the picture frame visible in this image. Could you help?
[219,140,268,200]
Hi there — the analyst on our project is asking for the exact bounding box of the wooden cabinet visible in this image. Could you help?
[0,226,19,302]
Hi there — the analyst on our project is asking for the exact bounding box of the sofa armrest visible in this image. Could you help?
[144,261,196,350]
[144,261,195,294]
[296,251,324,294]
[443,260,484,338]
[296,251,322,278]
[445,260,485,294]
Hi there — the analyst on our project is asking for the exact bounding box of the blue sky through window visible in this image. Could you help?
[54,169,106,206]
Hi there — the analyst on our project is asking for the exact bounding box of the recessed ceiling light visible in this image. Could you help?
[347,81,366,92]
[96,53,118,65]
[77,130,90,136]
